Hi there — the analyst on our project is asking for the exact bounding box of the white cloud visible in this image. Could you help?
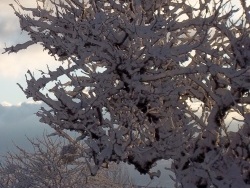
[0,0,61,104]
[0,101,12,107]
[0,1,32,44]
[0,45,60,79]
[1,100,42,107]
[0,0,60,80]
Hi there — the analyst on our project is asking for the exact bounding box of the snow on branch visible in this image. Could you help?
[6,0,250,187]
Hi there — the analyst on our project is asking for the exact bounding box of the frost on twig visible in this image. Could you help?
[0,133,126,188]
[6,0,250,187]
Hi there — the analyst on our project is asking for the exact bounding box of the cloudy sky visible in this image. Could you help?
[0,0,61,152]
[0,0,55,154]
[0,0,61,105]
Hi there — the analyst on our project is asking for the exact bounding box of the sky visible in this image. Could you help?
[0,0,55,153]
[0,0,60,152]
[0,0,61,105]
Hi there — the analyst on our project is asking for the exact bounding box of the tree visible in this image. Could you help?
[4,0,250,187]
[0,134,126,188]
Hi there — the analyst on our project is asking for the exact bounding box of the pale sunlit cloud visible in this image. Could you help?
[0,0,60,104]
[0,45,59,79]
[0,1,38,41]
[0,0,60,81]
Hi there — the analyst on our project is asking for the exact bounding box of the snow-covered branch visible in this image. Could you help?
[5,0,250,187]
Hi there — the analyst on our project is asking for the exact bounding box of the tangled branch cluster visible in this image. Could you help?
[5,0,250,187]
